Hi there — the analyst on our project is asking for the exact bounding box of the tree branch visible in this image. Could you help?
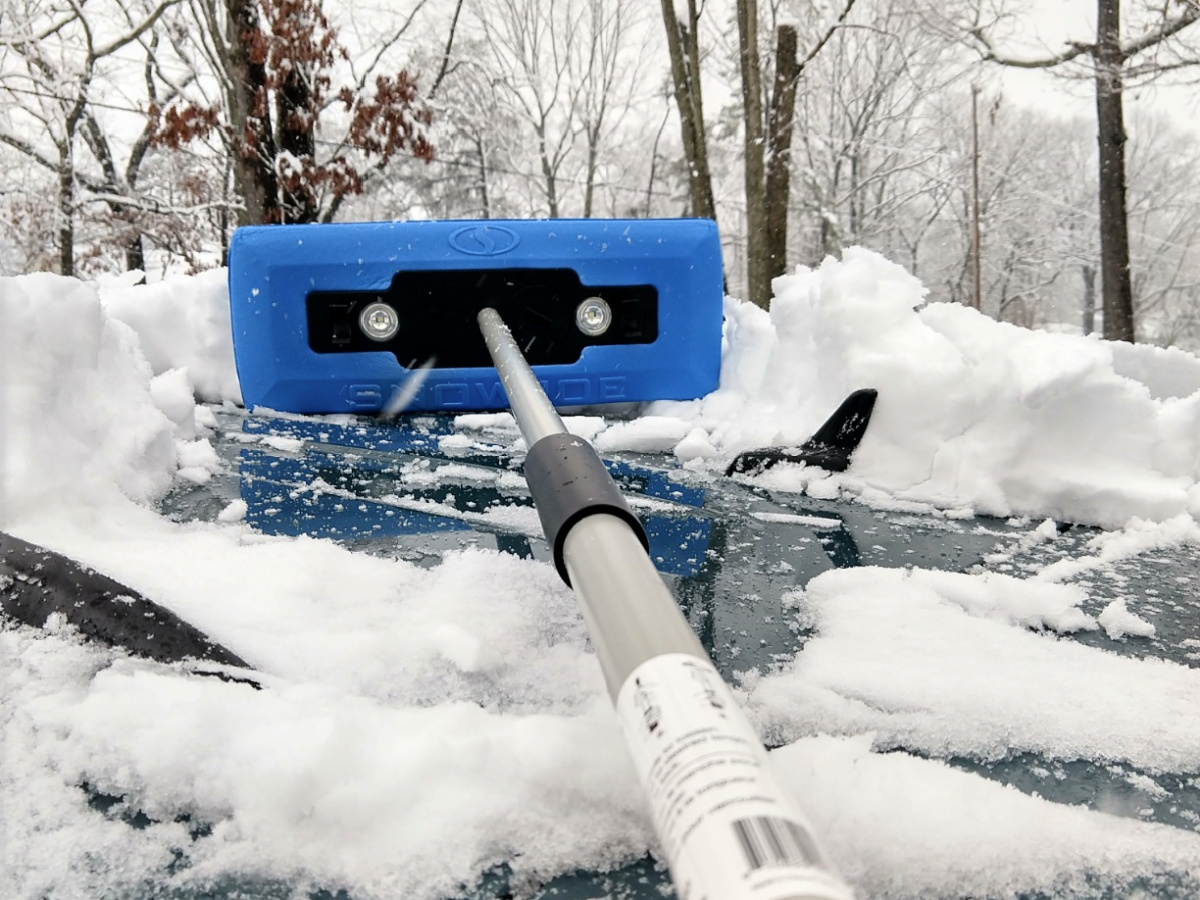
[1121,3,1200,60]
[798,0,861,73]
[0,130,59,172]
[345,0,429,98]
[95,0,184,58]
[969,25,1095,68]
[429,0,465,100]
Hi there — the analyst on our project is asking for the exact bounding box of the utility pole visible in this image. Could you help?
[971,83,982,311]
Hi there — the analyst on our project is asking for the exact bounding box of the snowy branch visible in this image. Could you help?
[93,0,185,59]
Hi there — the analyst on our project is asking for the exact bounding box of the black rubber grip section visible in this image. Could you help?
[523,433,649,585]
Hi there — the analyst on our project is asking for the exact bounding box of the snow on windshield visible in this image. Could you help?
[2,249,1199,899]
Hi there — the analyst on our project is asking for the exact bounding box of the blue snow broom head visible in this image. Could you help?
[227,218,723,414]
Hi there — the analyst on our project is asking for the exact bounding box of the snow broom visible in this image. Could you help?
[228,218,856,900]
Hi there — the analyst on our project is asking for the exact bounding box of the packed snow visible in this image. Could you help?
[652,248,1200,527]
[2,247,1200,900]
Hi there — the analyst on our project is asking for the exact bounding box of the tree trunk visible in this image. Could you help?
[225,0,278,225]
[536,127,559,218]
[660,0,717,222]
[58,155,74,277]
[220,156,233,265]
[737,0,769,309]
[1081,263,1097,335]
[765,24,798,289]
[974,0,1200,341]
[475,137,490,218]
[1094,0,1136,342]
[645,108,669,216]
[583,127,599,218]
[277,64,318,223]
[971,85,982,311]
[125,232,146,272]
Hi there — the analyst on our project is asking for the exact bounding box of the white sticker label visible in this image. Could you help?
[616,653,854,900]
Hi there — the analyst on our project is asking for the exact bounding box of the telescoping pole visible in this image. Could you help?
[477,308,854,900]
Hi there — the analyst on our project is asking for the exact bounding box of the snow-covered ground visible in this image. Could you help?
[3,248,1200,899]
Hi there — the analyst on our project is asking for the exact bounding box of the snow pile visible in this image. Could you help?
[0,271,650,899]
[30,248,1200,529]
[1098,599,1157,639]
[777,734,1200,899]
[100,268,242,404]
[746,562,1200,770]
[4,257,1200,899]
[1033,512,1200,583]
[0,274,216,521]
[7,523,1200,900]
[653,247,1200,528]
[2,541,648,900]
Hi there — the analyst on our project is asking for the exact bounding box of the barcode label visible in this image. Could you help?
[731,816,820,871]
[617,655,852,900]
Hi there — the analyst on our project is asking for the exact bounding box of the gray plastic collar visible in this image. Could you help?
[523,433,649,584]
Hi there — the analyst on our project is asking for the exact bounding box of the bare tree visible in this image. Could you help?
[0,151,61,273]
[735,0,767,306]
[382,40,525,220]
[788,0,960,263]
[158,0,434,226]
[0,0,181,275]
[908,88,1103,330]
[475,0,579,217]
[967,0,1200,342]
[81,25,203,271]
[1125,110,1200,347]
[576,0,650,216]
[659,0,718,221]
[470,0,647,218]
[735,0,860,308]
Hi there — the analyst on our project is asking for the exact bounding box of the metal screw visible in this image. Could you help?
[359,301,400,342]
[575,297,613,336]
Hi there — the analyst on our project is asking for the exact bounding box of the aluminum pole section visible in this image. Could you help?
[478,307,707,690]
[478,307,566,446]
[477,307,854,900]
